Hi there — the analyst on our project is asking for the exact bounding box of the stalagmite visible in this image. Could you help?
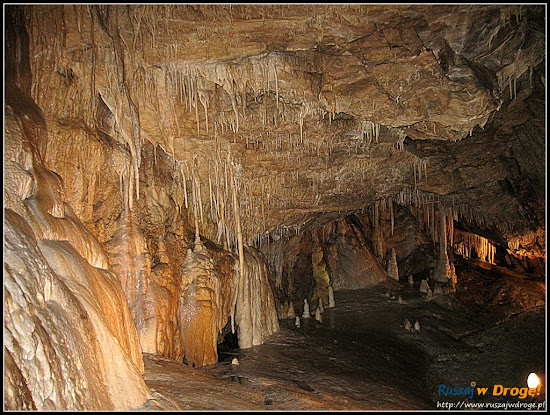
[408,275,414,285]
[450,263,457,290]
[419,279,430,293]
[328,286,335,308]
[404,318,412,331]
[302,299,311,318]
[414,321,421,331]
[387,248,399,281]
[288,301,296,318]
[433,203,455,283]
[295,316,301,327]
[426,288,433,299]
[178,238,223,368]
[315,306,323,323]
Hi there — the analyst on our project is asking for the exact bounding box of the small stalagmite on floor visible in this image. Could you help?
[315,307,323,323]
[302,299,311,318]
[288,301,296,318]
[328,286,335,308]
[419,279,430,293]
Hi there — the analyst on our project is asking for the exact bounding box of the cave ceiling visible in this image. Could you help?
[16,4,546,246]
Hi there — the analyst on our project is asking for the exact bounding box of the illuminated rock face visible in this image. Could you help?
[4,10,148,407]
[4,112,149,409]
[322,219,388,290]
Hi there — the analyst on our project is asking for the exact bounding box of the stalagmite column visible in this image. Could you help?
[328,286,335,308]
[387,248,399,281]
[302,299,311,318]
[433,204,455,284]
[234,248,279,349]
[315,307,323,323]
[178,238,223,368]
[288,301,296,318]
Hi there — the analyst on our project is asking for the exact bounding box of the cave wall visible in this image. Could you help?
[4,7,149,409]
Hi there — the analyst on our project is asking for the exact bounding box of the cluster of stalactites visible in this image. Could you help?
[506,230,541,254]
[453,229,496,264]
[393,187,502,251]
[372,189,453,249]
[163,54,308,139]
[168,149,266,255]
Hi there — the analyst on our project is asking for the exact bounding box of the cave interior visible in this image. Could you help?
[3,4,546,411]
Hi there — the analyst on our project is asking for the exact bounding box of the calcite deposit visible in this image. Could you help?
[4,4,545,411]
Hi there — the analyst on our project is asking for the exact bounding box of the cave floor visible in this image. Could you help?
[139,270,545,411]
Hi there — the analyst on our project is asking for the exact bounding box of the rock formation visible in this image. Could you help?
[387,248,400,281]
[328,286,336,308]
[288,301,296,319]
[178,239,224,367]
[302,299,311,319]
[419,279,430,294]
